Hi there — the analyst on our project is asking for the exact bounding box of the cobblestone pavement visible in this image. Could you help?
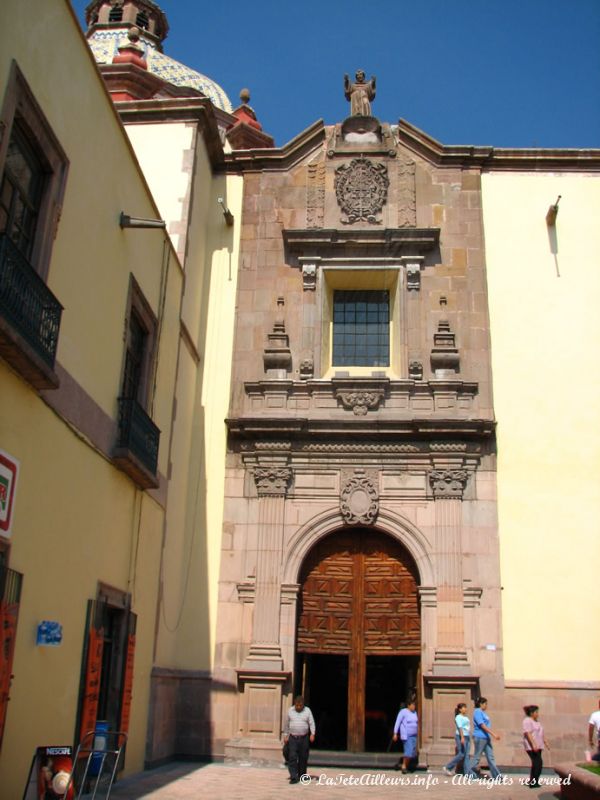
[106,763,564,800]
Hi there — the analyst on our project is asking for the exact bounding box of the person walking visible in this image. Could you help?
[443,703,472,776]
[283,695,316,784]
[522,705,549,787]
[471,697,502,779]
[392,698,418,774]
[587,698,600,762]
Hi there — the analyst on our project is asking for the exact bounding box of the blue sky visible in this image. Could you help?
[72,0,600,149]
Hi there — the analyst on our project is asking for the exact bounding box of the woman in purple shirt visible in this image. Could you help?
[392,699,418,774]
[522,705,549,788]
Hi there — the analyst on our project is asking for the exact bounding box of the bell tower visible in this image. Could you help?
[84,0,169,51]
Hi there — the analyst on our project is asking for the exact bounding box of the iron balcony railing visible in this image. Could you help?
[0,233,63,369]
[117,396,160,476]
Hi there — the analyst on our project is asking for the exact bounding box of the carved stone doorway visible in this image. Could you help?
[295,529,420,752]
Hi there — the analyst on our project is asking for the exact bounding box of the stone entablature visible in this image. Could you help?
[241,377,480,418]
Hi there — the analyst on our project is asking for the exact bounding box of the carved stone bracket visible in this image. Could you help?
[301,262,318,291]
[336,389,384,415]
[254,466,293,497]
[429,469,469,499]
[409,361,423,381]
[299,357,314,380]
[340,468,379,525]
[334,157,389,224]
[406,267,420,291]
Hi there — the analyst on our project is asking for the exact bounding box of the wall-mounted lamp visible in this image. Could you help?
[120,212,166,229]
[545,195,561,226]
[217,197,234,227]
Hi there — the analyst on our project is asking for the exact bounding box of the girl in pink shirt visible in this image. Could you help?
[522,704,550,787]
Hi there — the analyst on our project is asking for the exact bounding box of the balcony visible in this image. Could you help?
[112,395,160,489]
[0,233,62,389]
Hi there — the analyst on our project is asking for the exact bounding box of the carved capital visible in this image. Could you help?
[340,469,379,525]
[254,466,293,497]
[429,469,469,499]
[336,389,384,415]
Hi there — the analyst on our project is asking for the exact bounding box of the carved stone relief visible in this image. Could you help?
[397,153,417,228]
[335,157,389,224]
[306,162,325,229]
[336,389,384,415]
[340,468,379,525]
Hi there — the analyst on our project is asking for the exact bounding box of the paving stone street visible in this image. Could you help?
[106,763,565,800]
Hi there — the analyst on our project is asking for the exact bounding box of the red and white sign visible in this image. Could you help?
[0,449,19,537]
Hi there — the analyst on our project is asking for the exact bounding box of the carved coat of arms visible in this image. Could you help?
[335,157,389,224]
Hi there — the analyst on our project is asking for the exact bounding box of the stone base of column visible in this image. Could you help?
[423,674,480,766]
[229,667,291,759]
[224,736,284,765]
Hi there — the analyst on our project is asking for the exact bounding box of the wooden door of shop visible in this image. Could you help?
[297,529,420,752]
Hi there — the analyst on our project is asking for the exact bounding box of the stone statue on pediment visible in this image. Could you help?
[344,70,376,116]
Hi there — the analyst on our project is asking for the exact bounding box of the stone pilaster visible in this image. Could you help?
[245,465,292,670]
[429,469,470,673]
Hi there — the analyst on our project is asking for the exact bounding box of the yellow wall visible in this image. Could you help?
[154,167,243,670]
[0,369,163,789]
[0,0,184,794]
[123,120,243,669]
[482,171,600,680]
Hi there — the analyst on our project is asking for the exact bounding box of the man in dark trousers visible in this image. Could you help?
[283,695,316,784]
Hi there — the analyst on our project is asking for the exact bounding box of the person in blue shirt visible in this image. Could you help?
[443,703,473,776]
[471,697,502,779]
[392,698,418,774]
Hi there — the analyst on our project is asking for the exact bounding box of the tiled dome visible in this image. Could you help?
[87,29,232,112]
[84,1,231,111]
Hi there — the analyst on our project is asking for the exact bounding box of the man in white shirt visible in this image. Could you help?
[283,696,316,784]
[588,700,600,763]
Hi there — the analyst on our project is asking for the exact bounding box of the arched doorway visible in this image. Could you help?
[295,528,420,752]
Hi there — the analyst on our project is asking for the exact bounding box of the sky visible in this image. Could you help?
[71,0,600,149]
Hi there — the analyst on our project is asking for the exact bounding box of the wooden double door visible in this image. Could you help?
[296,529,420,752]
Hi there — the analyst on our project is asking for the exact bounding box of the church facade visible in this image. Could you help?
[0,2,599,794]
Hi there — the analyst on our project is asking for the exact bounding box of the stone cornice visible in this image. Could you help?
[218,114,600,174]
[228,415,495,442]
[221,120,326,173]
[396,118,600,172]
[283,227,439,259]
